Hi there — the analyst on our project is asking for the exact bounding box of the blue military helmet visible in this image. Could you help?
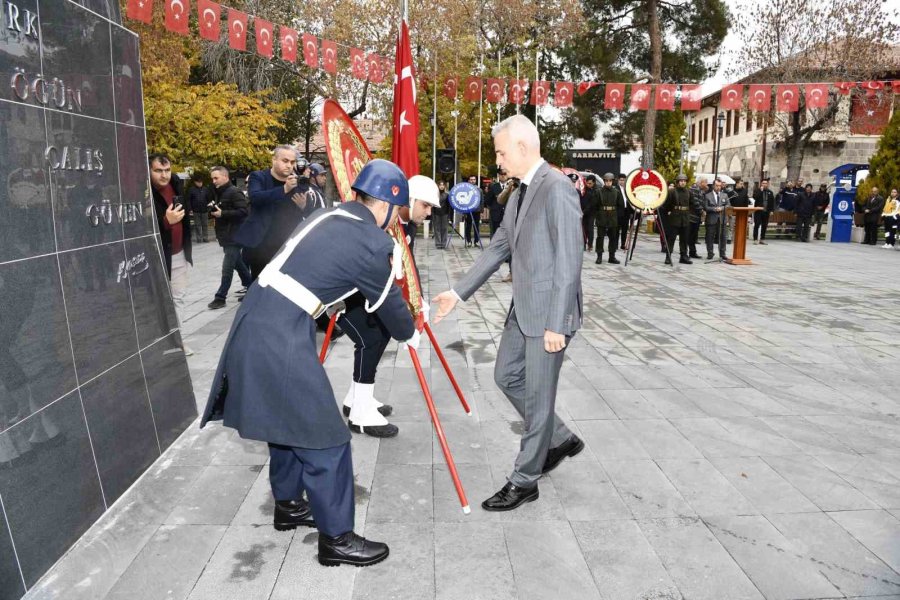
[309,163,326,177]
[351,159,409,207]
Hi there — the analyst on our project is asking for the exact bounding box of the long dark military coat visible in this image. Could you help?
[595,185,622,228]
[661,186,693,229]
[201,201,415,449]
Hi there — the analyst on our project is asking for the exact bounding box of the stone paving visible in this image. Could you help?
[23,229,900,600]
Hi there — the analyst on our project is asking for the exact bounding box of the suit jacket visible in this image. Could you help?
[702,190,730,225]
[863,195,885,223]
[233,169,299,250]
[453,161,583,337]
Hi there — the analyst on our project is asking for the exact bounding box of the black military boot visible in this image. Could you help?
[664,256,672,265]
[608,256,620,264]
[318,531,389,567]
[595,254,602,264]
[679,256,693,264]
[274,499,316,531]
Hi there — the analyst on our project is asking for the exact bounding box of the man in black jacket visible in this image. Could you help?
[485,171,507,238]
[149,154,192,321]
[616,173,633,249]
[188,172,210,243]
[812,184,830,240]
[795,183,816,242]
[208,166,252,309]
[433,181,451,249]
[581,174,598,251]
[860,187,885,245]
[753,179,776,244]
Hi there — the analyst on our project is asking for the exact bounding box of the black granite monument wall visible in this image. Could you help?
[0,0,196,597]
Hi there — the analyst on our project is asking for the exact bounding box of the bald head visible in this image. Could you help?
[492,115,542,179]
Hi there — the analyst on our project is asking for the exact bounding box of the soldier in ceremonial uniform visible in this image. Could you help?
[594,173,621,264]
[660,174,694,264]
[339,174,441,438]
[201,159,417,567]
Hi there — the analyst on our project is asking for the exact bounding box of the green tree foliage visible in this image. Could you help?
[653,109,686,183]
[857,108,900,202]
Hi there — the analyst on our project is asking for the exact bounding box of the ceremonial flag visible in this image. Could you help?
[126,0,153,24]
[604,83,625,109]
[861,81,884,97]
[350,48,366,80]
[508,79,527,104]
[442,76,458,100]
[805,83,829,109]
[530,81,550,106]
[280,26,297,63]
[680,84,702,110]
[850,92,891,135]
[577,81,599,95]
[301,34,318,68]
[748,84,771,111]
[836,81,855,95]
[721,84,743,109]
[463,76,483,101]
[629,84,651,110]
[197,0,220,41]
[554,81,574,108]
[485,78,505,103]
[227,9,247,51]
[322,39,337,73]
[367,53,384,83]
[893,81,900,94]
[391,19,419,177]
[776,84,799,112]
[255,18,273,58]
[654,84,676,110]
[164,0,190,35]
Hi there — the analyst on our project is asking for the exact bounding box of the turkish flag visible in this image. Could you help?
[197,0,220,41]
[164,0,190,35]
[350,48,366,80]
[680,84,701,110]
[442,76,458,100]
[367,53,383,83]
[893,81,900,94]
[721,84,743,110]
[861,81,884,97]
[654,84,676,110]
[321,39,337,74]
[485,78,505,103]
[555,81,574,108]
[850,92,891,135]
[228,9,248,51]
[508,79,527,104]
[391,20,419,178]
[805,83,829,109]
[776,84,799,112]
[629,84,651,110]
[530,81,550,106]
[463,77,483,101]
[604,83,625,110]
[301,34,318,68]
[577,81,599,95]
[126,0,153,23]
[836,81,855,95]
[279,27,297,63]
[748,84,771,111]
[255,18,273,59]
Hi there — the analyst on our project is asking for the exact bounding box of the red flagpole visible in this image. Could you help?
[424,322,471,415]
[318,313,337,364]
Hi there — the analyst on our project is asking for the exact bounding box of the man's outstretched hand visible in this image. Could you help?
[431,291,459,324]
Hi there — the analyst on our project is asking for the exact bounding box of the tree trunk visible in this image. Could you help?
[784,112,805,182]
[641,0,662,168]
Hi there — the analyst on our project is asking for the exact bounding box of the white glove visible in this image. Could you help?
[400,329,421,351]
[420,299,430,323]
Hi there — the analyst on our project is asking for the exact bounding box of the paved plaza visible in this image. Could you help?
[23,230,900,600]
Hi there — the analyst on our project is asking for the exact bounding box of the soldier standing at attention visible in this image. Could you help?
[660,174,694,265]
[595,173,621,264]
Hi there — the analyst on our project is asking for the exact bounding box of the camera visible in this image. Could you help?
[294,156,310,184]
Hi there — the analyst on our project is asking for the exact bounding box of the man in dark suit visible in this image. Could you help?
[753,179,776,244]
[485,171,508,238]
[860,187,885,245]
[207,166,252,309]
[616,172,633,249]
[432,115,584,512]
[703,179,729,260]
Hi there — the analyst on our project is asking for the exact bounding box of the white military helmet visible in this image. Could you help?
[407,174,441,209]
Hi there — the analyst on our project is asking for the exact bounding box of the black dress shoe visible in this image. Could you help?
[274,499,316,531]
[679,257,693,264]
[542,435,585,474]
[348,421,399,438]
[318,531,389,567]
[342,404,393,418]
[595,256,602,264]
[707,253,714,260]
[664,257,672,265]
[481,482,539,511]
[608,257,620,264]
[689,253,701,259]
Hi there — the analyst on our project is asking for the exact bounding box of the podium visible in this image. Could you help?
[726,207,763,265]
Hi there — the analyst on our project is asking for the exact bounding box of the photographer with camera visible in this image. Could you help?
[207,166,252,310]
[150,153,192,329]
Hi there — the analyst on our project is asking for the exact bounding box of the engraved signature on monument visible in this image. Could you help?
[117,252,148,283]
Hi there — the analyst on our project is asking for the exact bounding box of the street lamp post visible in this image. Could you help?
[713,111,726,181]
[679,134,688,178]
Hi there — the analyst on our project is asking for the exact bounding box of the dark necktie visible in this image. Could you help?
[515,183,528,225]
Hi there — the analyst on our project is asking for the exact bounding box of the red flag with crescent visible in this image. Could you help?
[508,79,527,104]
[350,48,366,80]
[721,84,743,110]
[227,9,247,51]
[680,84,701,110]
[861,81,884,97]
[630,84,651,110]
[301,34,318,68]
[164,0,190,35]
[604,83,625,110]
[577,81,599,95]
[654,84,676,110]
[367,53,383,83]
[255,18,273,58]
[805,83,829,109]
[322,39,337,74]
[126,0,153,23]
[530,81,550,106]
[776,84,799,112]
[893,81,900,94]
[555,81,574,108]
[836,81,855,95]
[391,20,419,178]
[442,76,458,100]
[485,78,505,103]
[748,84,771,111]
[463,77,483,101]
[279,26,297,63]
[197,0,220,41]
